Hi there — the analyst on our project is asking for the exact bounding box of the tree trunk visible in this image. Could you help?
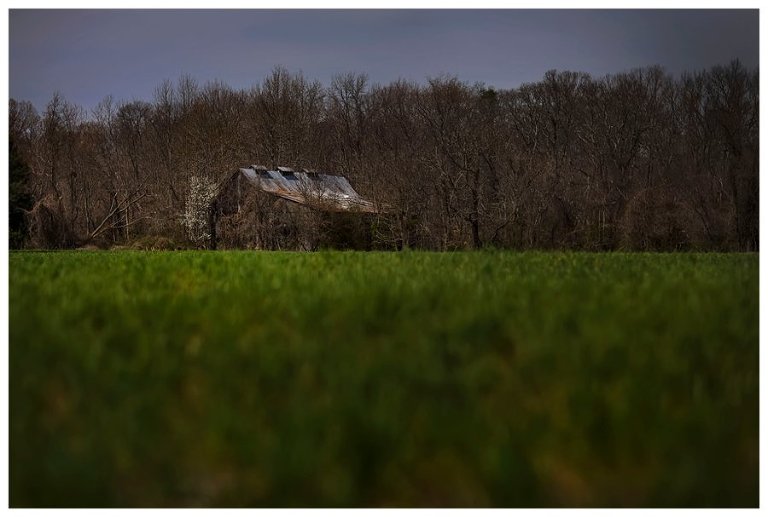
[208,201,218,250]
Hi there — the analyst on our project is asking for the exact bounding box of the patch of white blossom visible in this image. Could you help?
[184,174,217,244]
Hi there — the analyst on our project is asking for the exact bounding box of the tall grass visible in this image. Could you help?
[9,251,758,507]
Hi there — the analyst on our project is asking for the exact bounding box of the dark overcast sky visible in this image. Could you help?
[9,9,759,111]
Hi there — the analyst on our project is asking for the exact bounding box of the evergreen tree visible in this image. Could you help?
[10,137,34,248]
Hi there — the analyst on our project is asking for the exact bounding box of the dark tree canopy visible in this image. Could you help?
[9,136,34,249]
[8,61,759,251]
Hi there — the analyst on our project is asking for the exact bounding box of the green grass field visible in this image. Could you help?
[9,251,759,507]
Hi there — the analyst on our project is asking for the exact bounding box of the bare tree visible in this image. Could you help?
[10,61,759,251]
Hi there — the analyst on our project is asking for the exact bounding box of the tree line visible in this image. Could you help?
[9,61,758,251]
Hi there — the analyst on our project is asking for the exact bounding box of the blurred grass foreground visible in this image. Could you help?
[9,251,758,507]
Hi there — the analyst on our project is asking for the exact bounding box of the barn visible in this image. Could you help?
[209,165,381,250]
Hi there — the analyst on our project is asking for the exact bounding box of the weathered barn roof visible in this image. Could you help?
[234,166,379,213]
